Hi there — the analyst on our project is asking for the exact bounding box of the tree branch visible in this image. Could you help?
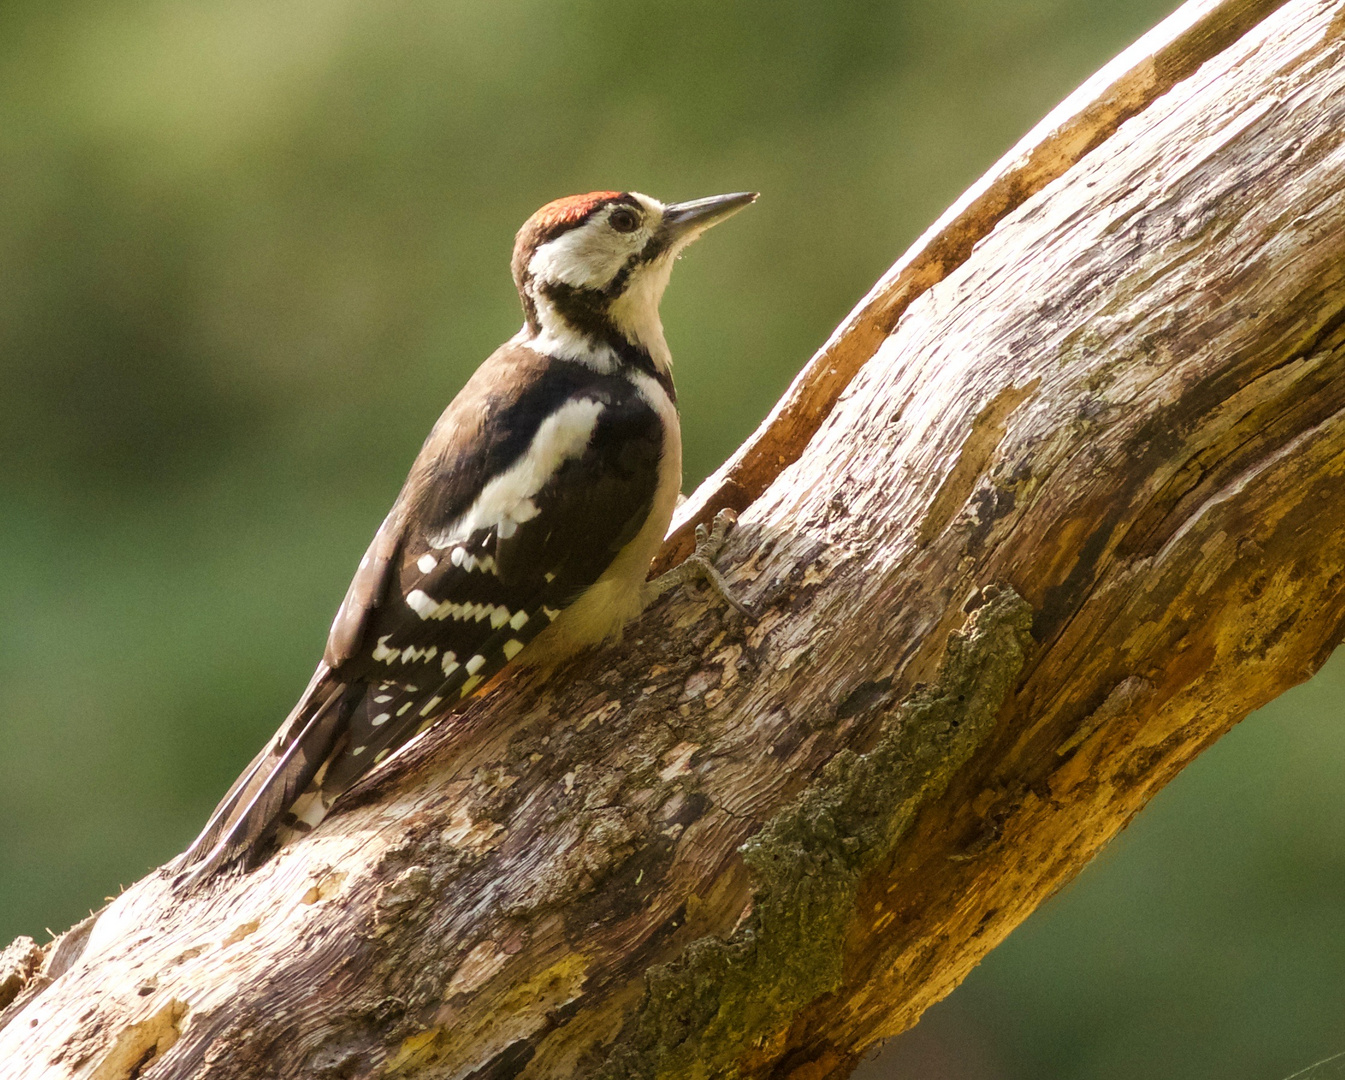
[5,0,1345,1076]
[653,0,1294,571]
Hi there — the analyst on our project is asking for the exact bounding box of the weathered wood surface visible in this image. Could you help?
[653,0,1295,572]
[5,0,1345,1075]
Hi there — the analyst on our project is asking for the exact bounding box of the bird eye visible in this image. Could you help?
[609,207,640,233]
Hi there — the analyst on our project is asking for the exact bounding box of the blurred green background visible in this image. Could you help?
[1,1,1341,1077]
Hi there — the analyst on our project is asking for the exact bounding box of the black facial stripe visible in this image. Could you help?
[603,257,638,299]
[538,281,676,402]
[603,248,651,299]
[605,220,681,298]
[519,246,639,334]
[637,226,673,264]
[542,280,613,336]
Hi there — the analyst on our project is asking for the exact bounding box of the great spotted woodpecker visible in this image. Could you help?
[176,189,757,881]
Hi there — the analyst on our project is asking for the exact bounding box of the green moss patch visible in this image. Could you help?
[599,587,1034,1080]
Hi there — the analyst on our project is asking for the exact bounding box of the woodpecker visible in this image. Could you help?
[176,189,757,882]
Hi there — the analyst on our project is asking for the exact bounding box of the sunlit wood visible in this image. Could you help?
[4,0,1344,1075]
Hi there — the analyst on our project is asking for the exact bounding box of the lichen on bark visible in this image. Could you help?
[597,587,1034,1080]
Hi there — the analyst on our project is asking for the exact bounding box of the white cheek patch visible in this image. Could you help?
[529,215,653,290]
[524,194,672,370]
[430,397,605,549]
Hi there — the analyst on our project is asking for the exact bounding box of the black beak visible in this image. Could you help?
[661,191,758,244]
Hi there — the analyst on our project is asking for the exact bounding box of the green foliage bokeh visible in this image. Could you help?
[2,2,1342,1078]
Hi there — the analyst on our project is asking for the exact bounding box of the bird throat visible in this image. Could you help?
[528,279,677,403]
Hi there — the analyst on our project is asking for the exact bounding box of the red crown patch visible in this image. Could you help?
[531,191,623,234]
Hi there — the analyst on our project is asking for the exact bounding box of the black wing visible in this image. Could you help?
[317,381,664,794]
[177,352,666,879]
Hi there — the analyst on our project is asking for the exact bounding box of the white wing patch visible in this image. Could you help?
[405,590,517,629]
[371,634,440,666]
[449,547,496,574]
[371,635,399,663]
[429,397,605,550]
[405,590,439,620]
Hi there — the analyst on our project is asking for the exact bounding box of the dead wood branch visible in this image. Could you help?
[4,0,1345,1076]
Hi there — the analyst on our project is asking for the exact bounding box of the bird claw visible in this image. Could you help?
[695,507,737,560]
[648,509,755,619]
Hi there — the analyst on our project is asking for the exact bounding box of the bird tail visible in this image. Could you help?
[173,664,360,886]
[265,612,558,849]
[175,611,555,887]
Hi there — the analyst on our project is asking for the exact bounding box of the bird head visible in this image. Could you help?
[512,190,756,370]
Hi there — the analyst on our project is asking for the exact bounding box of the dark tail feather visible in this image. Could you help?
[174,665,360,886]
[272,676,464,844]
[177,610,555,886]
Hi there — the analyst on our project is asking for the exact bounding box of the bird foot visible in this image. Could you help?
[647,509,755,618]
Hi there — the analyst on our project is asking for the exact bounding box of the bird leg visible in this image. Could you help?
[646,509,755,618]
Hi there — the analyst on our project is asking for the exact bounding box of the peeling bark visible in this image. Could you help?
[5,0,1345,1076]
